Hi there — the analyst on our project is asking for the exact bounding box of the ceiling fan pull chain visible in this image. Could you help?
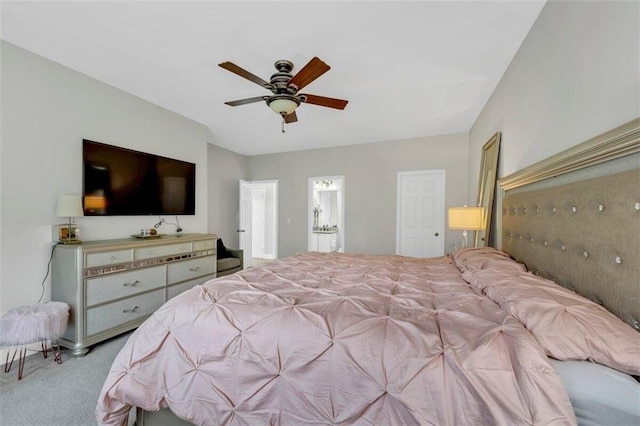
[281,116,285,133]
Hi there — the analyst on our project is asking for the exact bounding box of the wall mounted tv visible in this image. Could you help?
[83,140,196,216]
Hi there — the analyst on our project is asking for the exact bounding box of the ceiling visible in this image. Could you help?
[1,1,545,156]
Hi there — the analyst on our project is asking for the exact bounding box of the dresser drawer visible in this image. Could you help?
[85,266,166,307]
[167,275,214,300]
[193,239,216,252]
[86,249,134,268]
[85,289,164,337]
[134,242,193,260]
[167,255,216,284]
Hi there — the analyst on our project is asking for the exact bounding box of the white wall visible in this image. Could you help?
[0,42,209,313]
[468,0,639,201]
[247,133,469,257]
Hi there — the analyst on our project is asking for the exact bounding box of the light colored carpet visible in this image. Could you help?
[0,332,134,425]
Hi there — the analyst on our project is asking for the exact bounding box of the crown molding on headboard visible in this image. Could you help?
[499,118,640,192]
[496,118,640,249]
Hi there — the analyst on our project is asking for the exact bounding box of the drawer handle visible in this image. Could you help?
[123,306,139,314]
[189,266,200,272]
[123,280,139,287]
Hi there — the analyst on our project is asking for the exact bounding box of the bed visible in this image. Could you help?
[96,119,640,426]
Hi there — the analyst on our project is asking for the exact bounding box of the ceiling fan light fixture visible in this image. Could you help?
[267,96,299,116]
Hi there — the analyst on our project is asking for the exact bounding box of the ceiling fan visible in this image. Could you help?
[219,57,348,130]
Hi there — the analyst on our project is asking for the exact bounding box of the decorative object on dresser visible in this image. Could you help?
[51,233,217,356]
[448,206,485,248]
[0,302,70,380]
[54,194,83,244]
[216,238,243,277]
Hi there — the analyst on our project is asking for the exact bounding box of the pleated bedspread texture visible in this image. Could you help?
[97,252,576,425]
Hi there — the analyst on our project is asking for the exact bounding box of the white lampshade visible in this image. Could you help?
[267,97,299,115]
[56,195,84,217]
[448,206,484,230]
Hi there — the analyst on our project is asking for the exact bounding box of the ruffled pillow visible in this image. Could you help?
[450,247,527,274]
[463,269,640,376]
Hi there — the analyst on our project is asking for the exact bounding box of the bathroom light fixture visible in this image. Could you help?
[55,194,84,244]
[448,206,485,248]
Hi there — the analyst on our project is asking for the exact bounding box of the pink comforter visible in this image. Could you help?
[97,252,575,425]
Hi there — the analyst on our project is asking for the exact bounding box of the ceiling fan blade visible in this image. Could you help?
[287,57,330,91]
[300,94,348,110]
[224,96,266,107]
[219,62,271,88]
[284,111,298,123]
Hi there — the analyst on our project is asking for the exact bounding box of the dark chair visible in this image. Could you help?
[216,239,244,277]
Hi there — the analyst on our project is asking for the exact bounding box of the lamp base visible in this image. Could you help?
[53,224,80,244]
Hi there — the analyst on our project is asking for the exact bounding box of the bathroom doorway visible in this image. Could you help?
[308,176,345,253]
[239,179,278,267]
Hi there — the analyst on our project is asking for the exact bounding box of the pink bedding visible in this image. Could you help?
[96,252,575,425]
[461,269,640,376]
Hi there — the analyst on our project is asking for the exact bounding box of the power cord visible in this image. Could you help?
[37,243,61,303]
[154,216,183,233]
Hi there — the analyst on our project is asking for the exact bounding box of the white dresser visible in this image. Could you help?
[52,233,217,356]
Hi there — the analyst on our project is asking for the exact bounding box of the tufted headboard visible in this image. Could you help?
[497,119,640,330]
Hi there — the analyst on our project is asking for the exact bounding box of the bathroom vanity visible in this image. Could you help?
[311,229,339,252]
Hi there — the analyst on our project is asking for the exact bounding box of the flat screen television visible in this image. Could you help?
[83,140,196,216]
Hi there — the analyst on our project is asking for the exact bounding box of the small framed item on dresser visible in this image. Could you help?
[53,223,81,244]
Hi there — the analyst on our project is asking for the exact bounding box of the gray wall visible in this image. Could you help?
[247,133,469,257]
[0,41,209,313]
[4,0,635,315]
[468,0,639,200]
[207,143,247,248]
[467,0,639,246]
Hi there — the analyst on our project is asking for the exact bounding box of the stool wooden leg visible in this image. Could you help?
[53,340,63,365]
[41,341,49,359]
[4,348,17,373]
[17,347,26,380]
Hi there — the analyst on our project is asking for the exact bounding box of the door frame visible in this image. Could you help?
[240,179,279,263]
[239,180,253,268]
[308,176,345,252]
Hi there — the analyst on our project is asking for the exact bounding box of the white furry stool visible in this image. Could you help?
[0,302,70,380]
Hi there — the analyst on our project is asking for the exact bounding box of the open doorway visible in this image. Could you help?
[308,176,345,253]
[239,180,278,267]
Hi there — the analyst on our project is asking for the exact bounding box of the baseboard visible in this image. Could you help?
[257,254,276,260]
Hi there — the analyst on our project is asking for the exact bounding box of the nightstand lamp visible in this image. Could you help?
[448,206,485,248]
[55,194,84,244]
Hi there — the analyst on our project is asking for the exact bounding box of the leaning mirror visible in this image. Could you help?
[474,132,501,247]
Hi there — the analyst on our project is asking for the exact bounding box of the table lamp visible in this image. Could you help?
[55,194,84,244]
[448,206,485,248]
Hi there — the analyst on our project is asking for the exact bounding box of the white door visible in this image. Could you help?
[239,180,253,268]
[396,170,445,257]
[251,186,266,258]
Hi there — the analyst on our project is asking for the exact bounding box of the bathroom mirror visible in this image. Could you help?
[308,176,344,253]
